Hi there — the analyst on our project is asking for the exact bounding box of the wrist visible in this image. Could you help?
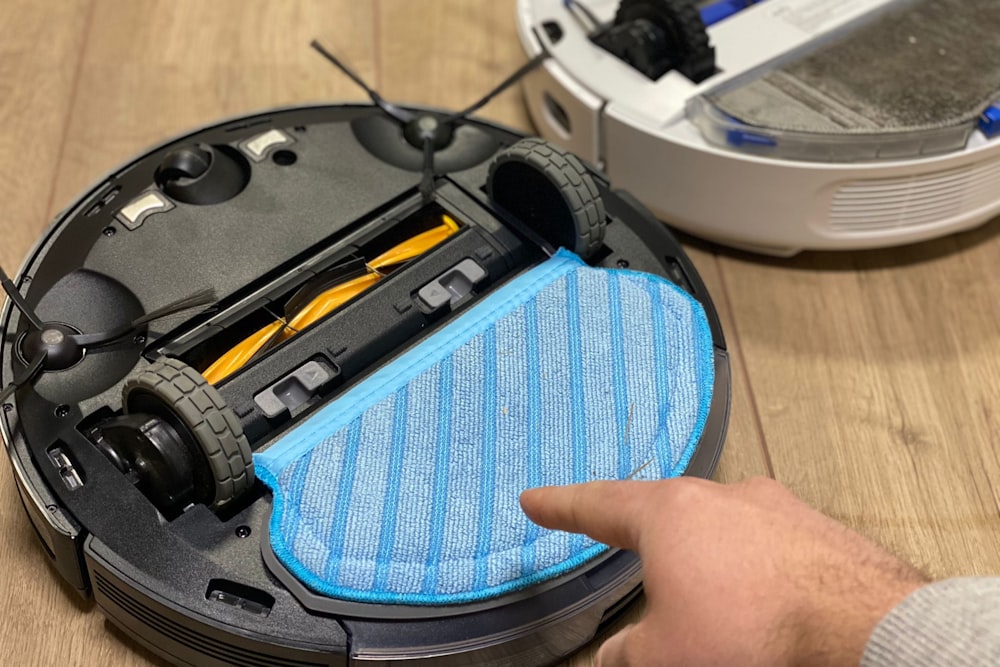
[792,566,928,667]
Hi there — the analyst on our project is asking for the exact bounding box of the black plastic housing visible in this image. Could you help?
[1,105,730,666]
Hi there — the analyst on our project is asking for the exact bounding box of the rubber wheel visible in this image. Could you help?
[487,138,606,259]
[123,357,253,511]
[615,0,715,82]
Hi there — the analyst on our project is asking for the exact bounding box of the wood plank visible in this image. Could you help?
[717,219,1000,577]
[1,2,375,666]
[0,3,112,666]
[0,0,92,269]
[683,244,773,485]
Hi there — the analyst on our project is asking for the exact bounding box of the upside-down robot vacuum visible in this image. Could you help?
[1,43,730,665]
[518,0,1000,255]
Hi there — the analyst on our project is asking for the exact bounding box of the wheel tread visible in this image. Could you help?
[123,357,253,511]
[615,0,715,81]
[488,138,606,258]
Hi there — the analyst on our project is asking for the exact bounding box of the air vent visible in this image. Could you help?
[827,157,1000,233]
[92,571,329,667]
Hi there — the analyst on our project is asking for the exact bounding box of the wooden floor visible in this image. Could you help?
[1,2,998,665]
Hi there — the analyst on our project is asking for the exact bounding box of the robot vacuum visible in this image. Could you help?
[1,46,730,666]
[517,0,1000,255]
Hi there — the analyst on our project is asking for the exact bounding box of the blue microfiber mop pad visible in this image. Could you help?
[254,249,715,605]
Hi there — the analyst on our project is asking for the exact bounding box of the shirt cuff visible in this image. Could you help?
[862,577,1000,667]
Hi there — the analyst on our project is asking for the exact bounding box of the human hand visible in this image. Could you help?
[520,477,927,667]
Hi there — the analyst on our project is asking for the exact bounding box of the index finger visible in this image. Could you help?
[520,480,654,550]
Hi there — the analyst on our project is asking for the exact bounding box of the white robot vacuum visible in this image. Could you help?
[516,0,1000,255]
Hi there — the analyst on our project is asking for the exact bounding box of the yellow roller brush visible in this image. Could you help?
[203,215,460,384]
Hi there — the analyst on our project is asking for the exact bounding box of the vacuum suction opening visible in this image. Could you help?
[166,202,463,384]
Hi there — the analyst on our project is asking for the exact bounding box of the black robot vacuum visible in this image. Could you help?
[0,45,730,666]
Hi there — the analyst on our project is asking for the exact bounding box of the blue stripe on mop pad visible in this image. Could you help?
[255,249,715,605]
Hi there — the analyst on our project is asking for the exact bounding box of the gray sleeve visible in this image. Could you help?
[862,577,1000,667]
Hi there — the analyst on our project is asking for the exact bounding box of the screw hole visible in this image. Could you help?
[235,525,252,538]
[102,226,116,237]
[272,150,297,166]
[54,404,71,418]
[617,259,630,268]
[542,20,564,43]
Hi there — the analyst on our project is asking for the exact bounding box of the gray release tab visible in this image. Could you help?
[416,258,487,313]
[254,360,337,418]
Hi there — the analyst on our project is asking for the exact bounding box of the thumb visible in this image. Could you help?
[519,481,651,550]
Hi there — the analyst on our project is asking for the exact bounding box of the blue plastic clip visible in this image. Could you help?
[978,105,1000,138]
[700,0,765,27]
[726,129,777,149]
